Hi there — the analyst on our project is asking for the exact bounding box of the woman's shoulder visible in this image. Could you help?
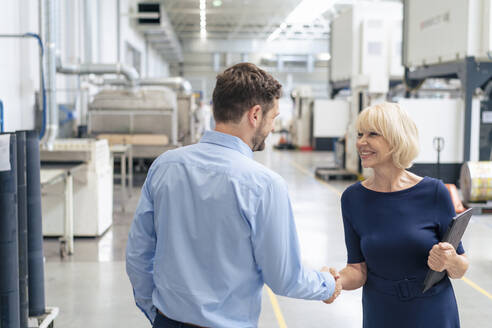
[417,176,445,192]
[423,176,453,202]
[402,176,450,204]
[341,181,363,202]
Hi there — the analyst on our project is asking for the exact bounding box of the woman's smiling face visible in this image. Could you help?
[356,129,393,169]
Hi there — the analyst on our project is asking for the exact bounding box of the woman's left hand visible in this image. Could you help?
[427,242,457,272]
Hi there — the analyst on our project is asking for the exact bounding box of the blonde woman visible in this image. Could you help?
[338,102,469,327]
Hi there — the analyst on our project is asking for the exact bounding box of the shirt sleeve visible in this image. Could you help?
[341,191,365,263]
[126,169,158,323]
[435,181,465,255]
[251,177,335,301]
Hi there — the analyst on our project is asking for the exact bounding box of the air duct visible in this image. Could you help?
[40,0,58,149]
[139,77,192,95]
[57,62,139,85]
[104,77,192,95]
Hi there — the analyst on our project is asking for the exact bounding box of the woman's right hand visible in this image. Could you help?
[322,267,343,304]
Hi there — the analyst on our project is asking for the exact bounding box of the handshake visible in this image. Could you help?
[321,266,342,304]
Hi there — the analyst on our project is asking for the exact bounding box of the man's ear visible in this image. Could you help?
[246,105,262,128]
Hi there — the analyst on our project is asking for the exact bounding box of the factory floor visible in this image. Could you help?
[43,144,492,327]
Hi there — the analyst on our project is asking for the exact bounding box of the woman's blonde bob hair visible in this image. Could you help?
[356,102,419,169]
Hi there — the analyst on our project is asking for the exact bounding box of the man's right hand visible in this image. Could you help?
[321,267,342,304]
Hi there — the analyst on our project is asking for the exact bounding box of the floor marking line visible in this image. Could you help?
[290,160,492,302]
[289,160,342,196]
[266,286,288,328]
[462,277,492,301]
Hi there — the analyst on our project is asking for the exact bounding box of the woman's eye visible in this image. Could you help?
[357,133,363,138]
[369,132,380,137]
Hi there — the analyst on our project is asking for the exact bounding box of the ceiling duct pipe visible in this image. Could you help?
[56,61,139,86]
[104,77,192,95]
[40,0,58,149]
[139,78,192,95]
[83,0,93,63]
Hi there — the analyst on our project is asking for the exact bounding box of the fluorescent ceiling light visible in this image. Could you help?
[200,0,207,40]
[212,0,222,7]
[317,52,331,61]
[267,0,334,42]
[262,53,276,61]
[286,0,334,23]
[267,27,282,42]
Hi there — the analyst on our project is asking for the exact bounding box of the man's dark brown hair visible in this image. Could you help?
[212,63,282,123]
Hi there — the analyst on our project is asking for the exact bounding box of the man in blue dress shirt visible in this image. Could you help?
[126,63,341,328]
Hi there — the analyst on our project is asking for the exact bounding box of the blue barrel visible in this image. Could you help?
[25,130,45,316]
[0,132,20,327]
[16,130,29,328]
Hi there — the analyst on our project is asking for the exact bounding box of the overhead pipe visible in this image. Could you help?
[104,77,193,95]
[40,0,58,148]
[83,0,93,63]
[116,0,121,62]
[39,0,44,133]
[57,61,139,86]
[0,133,20,328]
[16,131,29,328]
[26,130,46,316]
[139,77,193,95]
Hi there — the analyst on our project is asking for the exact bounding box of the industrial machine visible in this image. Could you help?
[398,98,479,183]
[40,139,113,237]
[290,86,313,149]
[312,99,350,151]
[290,85,351,151]
[404,0,492,67]
[322,1,403,180]
[88,85,195,158]
[403,0,492,185]
[88,86,177,157]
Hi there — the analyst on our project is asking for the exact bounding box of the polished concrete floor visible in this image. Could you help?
[43,145,492,327]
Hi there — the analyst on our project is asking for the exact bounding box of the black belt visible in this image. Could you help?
[157,310,206,328]
[365,271,450,301]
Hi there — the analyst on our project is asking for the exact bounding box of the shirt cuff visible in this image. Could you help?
[135,297,157,324]
[319,271,336,300]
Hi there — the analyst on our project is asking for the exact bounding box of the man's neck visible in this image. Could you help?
[214,123,253,149]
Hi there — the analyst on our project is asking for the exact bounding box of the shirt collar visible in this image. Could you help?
[199,130,253,158]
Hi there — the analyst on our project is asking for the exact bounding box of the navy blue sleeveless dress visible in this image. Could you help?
[341,177,464,328]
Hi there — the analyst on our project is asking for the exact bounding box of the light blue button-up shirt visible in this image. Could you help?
[126,130,335,327]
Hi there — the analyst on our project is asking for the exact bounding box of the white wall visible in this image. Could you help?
[0,0,170,133]
[0,0,39,132]
[147,47,170,77]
